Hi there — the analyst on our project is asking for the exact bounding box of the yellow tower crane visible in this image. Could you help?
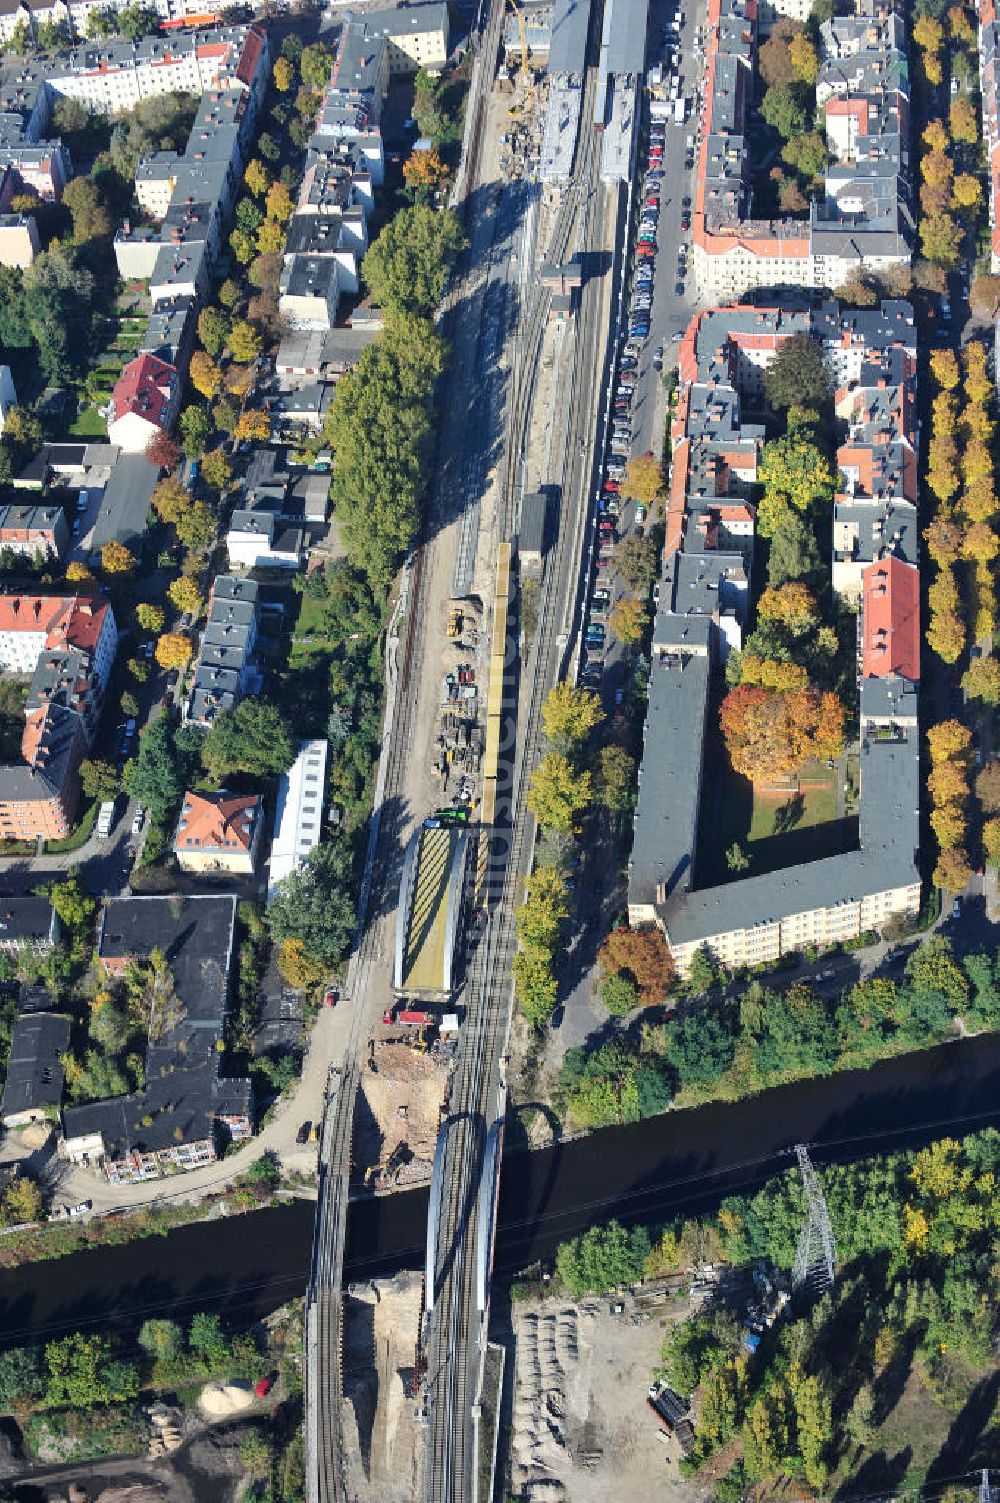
[508,0,531,82]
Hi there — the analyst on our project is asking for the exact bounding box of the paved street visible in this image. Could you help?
[629,0,707,457]
[0,797,139,896]
[0,1002,342,1209]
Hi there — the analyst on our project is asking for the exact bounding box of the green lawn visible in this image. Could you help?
[747,767,838,843]
[696,720,857,885]
[293,590,334,639]
[68,406,108,439]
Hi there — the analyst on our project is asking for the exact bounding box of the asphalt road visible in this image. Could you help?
[628,0,708,457]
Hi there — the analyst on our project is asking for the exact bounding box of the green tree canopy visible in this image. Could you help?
[202,700,294,780]
[324,314,446,586]
[763,333,833,411]
[46,874,96,936]
[138,1319,182,1362]
[555,1220,651,1295]
[267,840,356,970]
[45,1333,138,1407]
[362,204,466,318]
[122,717,184,822]
[761,85,807,139]
[541,682,604,753]
[766,508,822,586]
[756,432,837,537]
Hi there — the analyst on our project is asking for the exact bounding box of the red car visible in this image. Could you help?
[256,1372,277,1399]
[323,988,339,1007]
[604,481,621,493]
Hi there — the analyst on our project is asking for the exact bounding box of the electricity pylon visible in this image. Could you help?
[792,1144,836,1296]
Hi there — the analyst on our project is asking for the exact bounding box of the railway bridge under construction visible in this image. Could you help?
[394,819,473,998]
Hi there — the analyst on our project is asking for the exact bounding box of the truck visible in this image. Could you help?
[674,97,686,125]
[382,1004,434,1027]
[96,800,117,838]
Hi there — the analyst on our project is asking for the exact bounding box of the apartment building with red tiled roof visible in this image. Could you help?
[0,594,116,841]
[861,555,920,682]
[692,0,912,303]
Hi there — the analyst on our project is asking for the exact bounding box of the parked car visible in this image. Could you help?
[296,1122,312,1145]
[324,987,339,1007]
[131,807,144,834]
[68,1201,92,1218]
[256,1372,278,1398]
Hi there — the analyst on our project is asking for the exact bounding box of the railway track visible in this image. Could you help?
[422,64,609,1503]
[305,3,519,1495]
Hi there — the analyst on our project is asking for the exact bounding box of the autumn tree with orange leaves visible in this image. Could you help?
[598,926,675,1007]
[403,145,448,188]
[719,684,844,782]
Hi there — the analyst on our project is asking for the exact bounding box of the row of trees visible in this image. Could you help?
[2,3,156,52]
[0,247,95,386]
[655,933,998,1105]
[918,108,982,258]
[758,18,825,216]
[926,719,975,891]
[316,203,465,590]
[924,343,1000,661]
[913,6,980,93]
[0,1311,262,1413]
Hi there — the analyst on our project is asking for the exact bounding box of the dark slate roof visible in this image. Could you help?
[1,1011,69,1119]
[91,454,158,552]
[0,897,57,946]
[62,895,250,1157]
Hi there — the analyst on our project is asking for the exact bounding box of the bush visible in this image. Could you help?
[601,973,639,1016]
[555,1220,650,1295]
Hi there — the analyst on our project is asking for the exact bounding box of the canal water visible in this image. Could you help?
[1,1034,998,1345]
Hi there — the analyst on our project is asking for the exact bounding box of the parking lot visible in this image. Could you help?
[577,0,709,710]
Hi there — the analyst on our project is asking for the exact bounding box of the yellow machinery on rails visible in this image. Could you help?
[479,540,512,835]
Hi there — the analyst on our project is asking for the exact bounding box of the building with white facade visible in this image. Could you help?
[268,738,328,899]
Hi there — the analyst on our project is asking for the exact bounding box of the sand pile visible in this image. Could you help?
[197,1382,253,1419]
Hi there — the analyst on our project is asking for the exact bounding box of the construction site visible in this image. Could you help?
[340,1271,426,1503]
[502,1291,694,1503]
[354,1022,457,1193]
[497,0,550,180]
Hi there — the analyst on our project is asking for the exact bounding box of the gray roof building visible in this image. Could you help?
[1,1010,69,1124]
[0,897,58,949]
[91,453,158,554]
[62,896,252,1168]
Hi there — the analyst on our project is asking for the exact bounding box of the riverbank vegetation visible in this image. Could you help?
[544,934,1000,1129]
[546,1126,1000,1496]
[0,1154,290,1270]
